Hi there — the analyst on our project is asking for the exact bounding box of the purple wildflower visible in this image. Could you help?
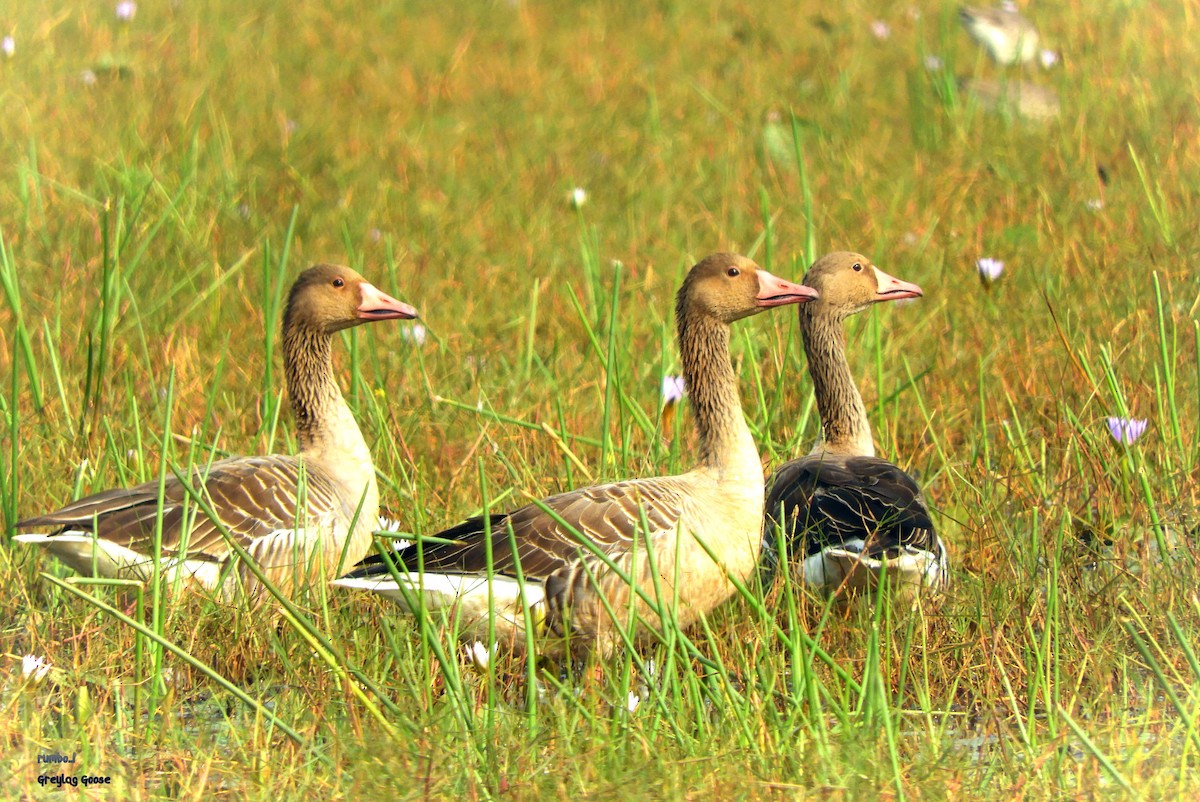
[1106,417,1147,445]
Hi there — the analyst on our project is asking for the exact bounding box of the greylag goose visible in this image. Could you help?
[764,252,948,597]
[959,4,1040,66]
[334,254,817,655]
[14,264,416,602]
[958,77,1061,122]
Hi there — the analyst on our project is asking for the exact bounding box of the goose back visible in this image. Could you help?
[959,4,1040,65]
[764,454,947,593]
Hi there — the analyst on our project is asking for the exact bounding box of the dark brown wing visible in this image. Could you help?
[764,454,936,564]
[17,455,345,558]
[347,476,688,581]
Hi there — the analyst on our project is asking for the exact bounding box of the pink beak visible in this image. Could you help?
[357,282,418,321]
[755,269,820,307]
[872,266,923,302]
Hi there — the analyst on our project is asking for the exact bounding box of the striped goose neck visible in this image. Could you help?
[800,306,875,457]
[677,308,757,478]
[280,318,372,478]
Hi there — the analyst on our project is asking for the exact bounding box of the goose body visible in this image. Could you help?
[764,252,948,597]
[335,254,817,655]
[959,77,1060,122]
[15,265,416,602]
[959,4,1040,66]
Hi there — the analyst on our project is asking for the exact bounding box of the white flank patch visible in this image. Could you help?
[14,531,224,589]
[332,571,545,627]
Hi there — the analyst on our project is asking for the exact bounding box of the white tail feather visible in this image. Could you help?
[803,542,945,595]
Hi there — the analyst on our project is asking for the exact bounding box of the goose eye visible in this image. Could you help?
[332,277,345,288]
[852,263,863,272]
[727,267,741,277]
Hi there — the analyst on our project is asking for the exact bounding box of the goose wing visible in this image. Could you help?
[348,476,690,581]
[16,455,345,560]
[766,454,935,558]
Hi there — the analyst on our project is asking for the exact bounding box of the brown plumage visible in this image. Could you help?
[335,253,818,655]
[764,252,949,597]
[959,4,1040,66]
[15,264,417,602]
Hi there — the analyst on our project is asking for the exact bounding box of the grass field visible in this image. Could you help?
[2,0,1199,798]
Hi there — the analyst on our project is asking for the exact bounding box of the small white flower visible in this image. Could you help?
[1039,49,1059,69]
[80,69,98,86]
[2,36,14,58]
[626,691,641,712]
[22,654,51,684]
[569,187,587,208]
[924,55,944,72]
[976,257,1004,284]
[402,322,427,347]
[1086,198,1104,212]
[870,20,891,40]
[661,375,686,405]
[465,641,496,672]
[115,1,137,21]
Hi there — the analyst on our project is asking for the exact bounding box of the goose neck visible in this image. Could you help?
[281,319,377,501]
[678,311,760,482]
[800,308,875,457]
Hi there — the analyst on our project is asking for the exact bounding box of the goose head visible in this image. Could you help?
[801,252,922,319]
[285,264,418,333]
[678,253,818,324]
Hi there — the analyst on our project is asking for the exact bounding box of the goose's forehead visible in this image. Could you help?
[806,252,872,282]
[304,264,362,283]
